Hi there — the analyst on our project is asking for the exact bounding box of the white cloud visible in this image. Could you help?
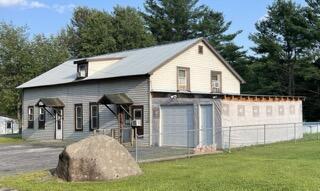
[0,0,27,7]
[52,4,75,14]
[29,1,47,8]
[0,0,75,13]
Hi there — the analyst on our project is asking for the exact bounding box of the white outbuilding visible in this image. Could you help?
[0,116,19,135]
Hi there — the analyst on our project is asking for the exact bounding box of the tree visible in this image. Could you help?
[66,6,155,58]
[0,22,69,120]
[249,0,314,96]
[142,0,247,75]
[143,0,203,42]
[66,7,116,58]
[0,23,32,119]
[31,34,70,73]
[248,0,320,121]
[112,6,155,52]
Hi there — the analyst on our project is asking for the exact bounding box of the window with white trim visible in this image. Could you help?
[177,67,190,91]
[38,107,45,129]
[211,71,222,93]
[75,104,83,131]
[89,103,99,131]
[28,106,34,129]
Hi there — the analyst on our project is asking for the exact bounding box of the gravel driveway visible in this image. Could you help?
[0,144,63,176]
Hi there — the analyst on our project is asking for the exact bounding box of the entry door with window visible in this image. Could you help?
[118,105,131,143]
[55,109,63,140]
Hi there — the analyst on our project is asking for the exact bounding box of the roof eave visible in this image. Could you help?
[201,38,246,84]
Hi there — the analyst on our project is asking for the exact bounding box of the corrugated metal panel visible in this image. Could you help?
[160,105,194,147]
[21,76,150,144]
[17,38,201,89]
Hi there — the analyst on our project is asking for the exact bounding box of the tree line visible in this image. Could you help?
[0,0,319,121]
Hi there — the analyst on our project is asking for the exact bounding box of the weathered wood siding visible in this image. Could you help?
[22,76,150,144]
[150,41,241,94]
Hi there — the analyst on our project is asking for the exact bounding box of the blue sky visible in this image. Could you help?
[0,0,306,53]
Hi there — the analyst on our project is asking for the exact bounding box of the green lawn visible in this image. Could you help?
[0,135,22,144]
[1,139,320,191]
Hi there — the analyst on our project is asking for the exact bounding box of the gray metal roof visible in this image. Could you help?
[17,37,244,89]
[35,98,65,108]
[97,93,133,105]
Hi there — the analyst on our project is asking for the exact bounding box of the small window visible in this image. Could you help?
[198,45,203,54]
[89,103,99,131]
[177,67,190,91]
[75,104,83,131]
[77,63,88,78]
[38,107,46,129]
[6,121,12,129]
[28,106,34,129]
[211,71,222,93]
[132,106,144,136]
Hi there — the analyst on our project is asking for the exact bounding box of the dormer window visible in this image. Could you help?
[77,63,88,78]
[74,59,88,79]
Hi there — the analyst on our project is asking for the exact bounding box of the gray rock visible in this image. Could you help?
[55,135,142,181]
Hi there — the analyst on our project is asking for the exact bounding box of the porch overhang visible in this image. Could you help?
[97,93,133,105]
[35,98,65,108]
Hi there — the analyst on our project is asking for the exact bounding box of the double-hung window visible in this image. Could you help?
[177,67,190,91]
[89,103,99,131]
[38,107,45,129]
[75,104,83,131]
[28,106,34,129]
[211,71,222,93]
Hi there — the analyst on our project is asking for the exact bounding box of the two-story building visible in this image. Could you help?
[18,38,304,148]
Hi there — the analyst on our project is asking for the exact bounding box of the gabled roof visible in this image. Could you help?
[17,37,245,89]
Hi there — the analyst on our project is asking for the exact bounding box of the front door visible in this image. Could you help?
[55,109,63,140]
[118,106,131,143]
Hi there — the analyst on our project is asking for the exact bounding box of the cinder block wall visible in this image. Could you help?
[217,100,303,149]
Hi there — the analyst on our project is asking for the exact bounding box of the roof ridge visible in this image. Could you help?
[87,37,203,59]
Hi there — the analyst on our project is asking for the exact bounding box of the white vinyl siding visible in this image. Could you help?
[150,41,241,94]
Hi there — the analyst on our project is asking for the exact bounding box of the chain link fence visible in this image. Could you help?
[95,122,320,162]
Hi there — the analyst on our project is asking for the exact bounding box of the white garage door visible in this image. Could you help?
[160,105,195,147]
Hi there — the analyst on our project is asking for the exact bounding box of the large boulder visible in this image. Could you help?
[55,135,142,181]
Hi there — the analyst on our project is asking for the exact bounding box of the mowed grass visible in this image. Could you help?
[0,135,22,144]
[1,139,320,191]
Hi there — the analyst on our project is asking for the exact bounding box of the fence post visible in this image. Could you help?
[228,126,231,153]
[317,123,319,141]
[187,129,190,158]
[264,124,266,145]
[131,128,134,146]
[135,128,138,162]
[294,123,296,143]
